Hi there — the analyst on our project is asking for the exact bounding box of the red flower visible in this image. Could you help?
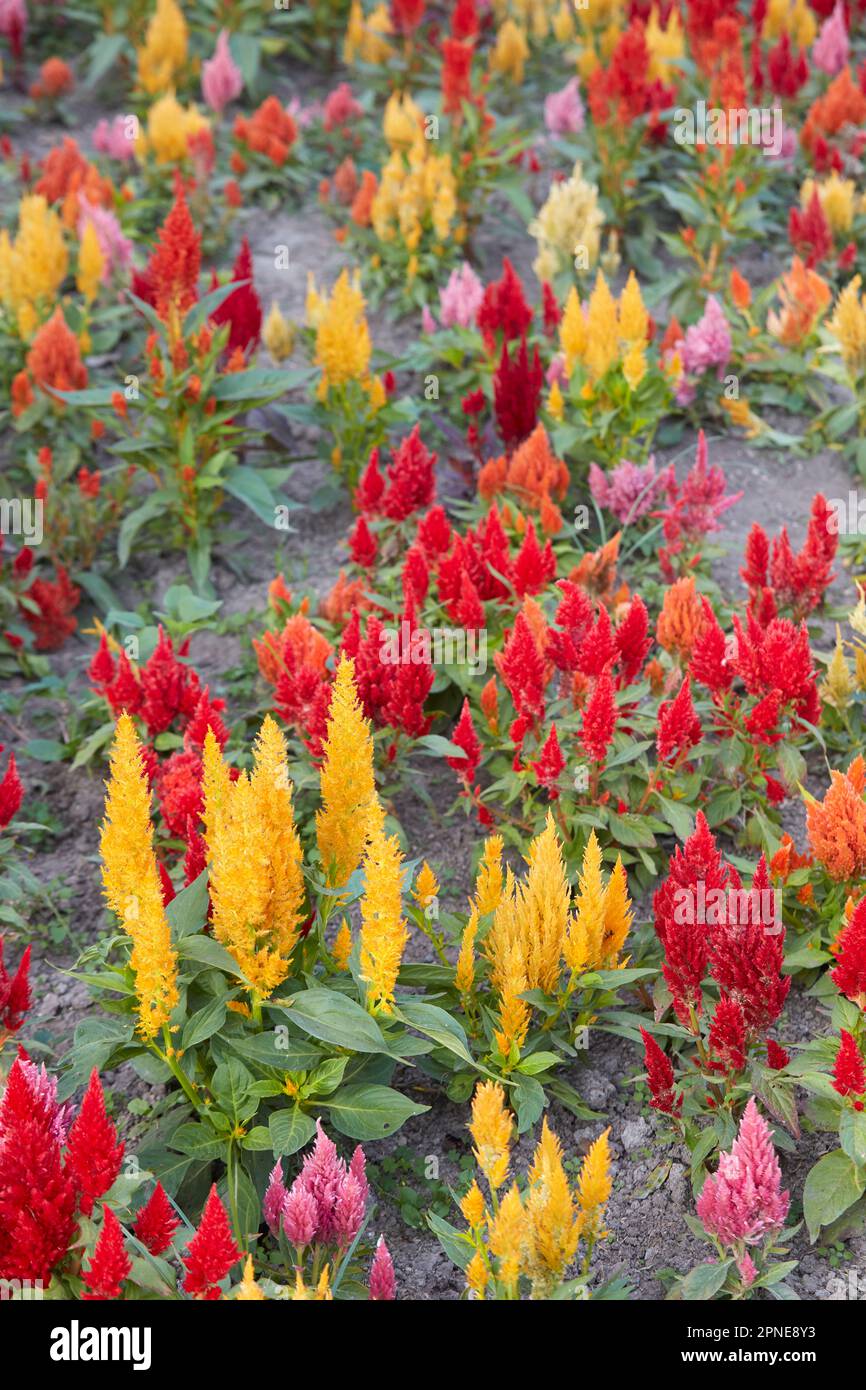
[493,335,542,448]
[138,184,201,323]
[653,811,731,1025]
[831,898,866,1007]
[731,612,818,725]
[401,545,429,606]
[349,514,378,568]
[548,580,594,674]
[708,995,747,1074]
[185,686,229,751]
[0,1058,78,1283]
[155,750,204,839]
[0,751,23,829]
[448,698,481,785]
[789,191,832,270]
[656,676,701,762]
[640,1028,682,1116]
[532,723,565,797]
[766,1039,790,1070]
[442,38,473,114]
[416,505,452,559]
[0,936,30,1035]
[65,1070,125,1218]
[740,523,769,591]
[390,0,425,35]
[614,595,651,685]
[134,1182,180,1256]
[577,605,617,679]
[709,855,789,1037]
[580,666,617,763]
[210,236,262,359]
[21,565,80,651]
[355,448,386,513]
[138,627,205,737]
[495,612,546,742]
[689,598,733,696]
[541,281,561,336]
[766,493,837,620]
[767,33,809,99]
[512,519,556,597]
[182,1185,240,1299]
[476,258,533,348]
[454,571,485,631]
[380,426,437,522]
[104,651,144,718]
[832,1030,866,1101]
[82,1206,131,1300]
[452,0,479,39]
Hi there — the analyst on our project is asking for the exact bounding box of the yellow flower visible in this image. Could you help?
[367,374,386,411]
[455,908,477,994]
[383,92,424,149]
[262,301,295,362]
[828,275,866,378]
[621,342,646,390]
[525,1118,580,1287]
[236,1255,265,1301]
[413,861,439,908]
[547,378,565,422]
[465,1250,490,1297]
[552,0,575,42]
[100,714,179,1039]
[601,856,632,967]
[820,626,854,711]
[493,935,530,1060]
[583,270,619,379]
[344,0,393,64]
[138,91,210,165]
[487,1183,528,1294]
[359,820,408,1013]
[0,195,68,338]
[316,655,377,888]
[645,4,684,81]
[202,716,305,996]
[332,919,353,971]
[312,269,372,394]
[490,18,529,83]
[564,830,606,974]
[529,161,603,283]
[77,219,104,306]
[470,1080,513,1191]
[801,173,855,237]
[764,0,816,47]
[576,1126,612,1241]
[560,285,587,375]
[618,270,649,345]
[474,834,504,915]
[137,0,188,94]
[515,812,570,994]
[460,1179,487,1229]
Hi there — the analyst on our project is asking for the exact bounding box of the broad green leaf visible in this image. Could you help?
[276,989,389,1053]
[680,1259,732,1300]
[269,1106,317,1156]
[322,1084,428,1140]
[803,1149,865,1241]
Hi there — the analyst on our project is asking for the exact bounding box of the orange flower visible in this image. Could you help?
[802,69,866,157]
[332,157,359,206]
[767,257,831,346]
[11,371,35,418]
[807,757,866,882]
[656,576,705,662]
[319,570,370,624]
[477,425,569,522]
[234,97,297,165]
[30,57,74,100]
[730,269,751,310]
[224,179,243,208]
[770,832,812,882]
[569,533,621,606]
[253,612,333,687]
[34,138,113,227]
[26,307,88,400]
[480,677,499,734]
[350,170,379,228]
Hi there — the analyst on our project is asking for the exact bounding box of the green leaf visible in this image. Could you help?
[276,989,390,1053]
[840,1109,866,1167]
[166,871,209,940]
[322,1084,428,1140]
[227,1032,324,1074]
[680,1259,733,1300]
[181,998,227,1051]
[170,1122,226,1162]
[393,1000,478,1070]
[655,794,695,842]
[211,1059,256,1127]
[306,1056,349,1097]
[118,492,168,568]
[220,465,279,527]
[21,738,66,762]
[177,934,241,976]
[269,1106,317,1156]
[509,1073,545,1134]
[608,812,657,849]
[211,368,289,402]
[803,1149,865,1241]
[85,33,127,87]
[427,1211,474,1270]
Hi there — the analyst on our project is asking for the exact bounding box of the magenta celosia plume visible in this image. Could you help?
[696,1097,789,1247]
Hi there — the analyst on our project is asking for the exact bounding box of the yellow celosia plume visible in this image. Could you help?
[470,1080,513,1191]
[525,1118,581,1287]
[474,834,504,915]
[315,655,377,887]
[202,716,305,996]
[0,195,68,339]
[311,269,373,397]
[137,0,188,94]
[100,714,179,1039]
[77,220,104,306]
[359,819,409,1013]
[576,1126,612,1242]
[137,91,210,165]
[828,276,866,379]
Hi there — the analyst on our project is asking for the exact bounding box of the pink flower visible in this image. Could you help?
[92,115,136,162]
[0,0,26,58]
[812,2,848,77]
[439,263,484,329]
[323,82,362,131]
[369,1235,396,1300]
[696,1097,789,1248]
[201,30,243,114]
[421,304,437,334]
[281,1184,318,1247]
[546,351,567,386]
[332,1171,366,1248]
[544,77,584,136]
[263,1159,288,1235]
[680,296,732,379]
[737,1251,757,1286]
[77,196,133,281]
[589,456,675,525]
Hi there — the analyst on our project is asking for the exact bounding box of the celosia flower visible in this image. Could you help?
[833,1030,866,1102]
[524,1119,581,1288]
[831,898,866,1007]
[202,716,305,996]
[812,2,848,75]
[135,184,200,324]
[476,258,533,347]
[640,1028,682,1116]
[137,91,211,165]
[369,1235,396,1299]
[806,758,866,882]
[26,306,88,399]
[493,335,543,447]
[134,1182,179,1255]
[678,295,732,379]
[360,818,409,1013]
[65,1070,124,1217]
[530,161,602,283]
[575,1126,611,1243]
[656,676,702,762]
[311,268,372,394]
[202,29,243,113]
[544,77,584,136]
[315,656,377,887]
[438,262,484,329]
[532,723,565,797]
[490,17,528,83]
[211,236,262,358]
[696,1097,789,1247]
[0,935,29,1038]
[0,751,23,832]
[0,1056,78,1284]
[470,1081,512,1190]
[827,276,866,379]
[82,1206,131,1300]
[580,666,617,763]
[708,996,748,1074]
[137,0,188,91]
[100,715,179,1038]
[234,96,298,165]
[182,1186,240,1299]
[262,301,294,361]
[589,457,674,526]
